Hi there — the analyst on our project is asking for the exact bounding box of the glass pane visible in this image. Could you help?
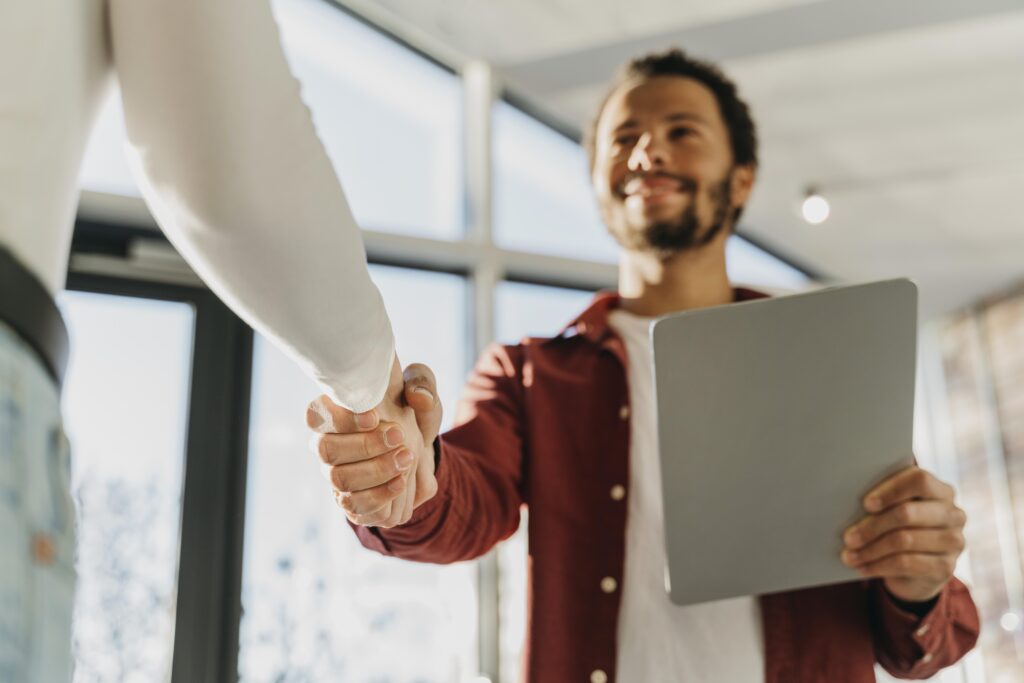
[495,281,594,345]
[273,0,463,239]
[57,292,195,682]
[79,87,141,197]
[493,101,619,263]
[238,266,475,682]
[493,281,593,683]
[726,236,812,291]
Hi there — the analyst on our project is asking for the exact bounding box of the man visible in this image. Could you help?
[308,50,979,682]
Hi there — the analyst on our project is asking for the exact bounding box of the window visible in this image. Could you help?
[237,266,475,682]
[272,0,463,239]
[493,100,619,263]
[58,292,194,682]
[79,0,463,241]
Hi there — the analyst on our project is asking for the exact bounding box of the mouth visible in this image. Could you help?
[619,174,695,201]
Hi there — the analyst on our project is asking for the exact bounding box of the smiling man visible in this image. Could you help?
[307,50,979,682]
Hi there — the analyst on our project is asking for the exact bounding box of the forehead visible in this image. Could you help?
[595,75,724,136]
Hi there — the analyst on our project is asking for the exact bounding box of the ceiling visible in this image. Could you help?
[339,0,1024,320]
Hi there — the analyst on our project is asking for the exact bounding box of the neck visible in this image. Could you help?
[617,230,733,317]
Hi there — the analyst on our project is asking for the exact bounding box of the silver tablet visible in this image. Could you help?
[652,279,918,606]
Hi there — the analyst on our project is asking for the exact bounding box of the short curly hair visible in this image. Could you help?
[584,48,759,173]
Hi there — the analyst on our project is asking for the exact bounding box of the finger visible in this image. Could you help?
[400,469,416,525]
[334,487,392,526]
[842,528,965,566]
[863,466,955,513]
[307,394,379,434]
[347,501,393,528]
[403,363,438,413]
[403,364,444,444]
[844,500,965,549]
[312,424,407,466]
[327,448,415,493]
[854,552,957,583]
[336,474,406,516]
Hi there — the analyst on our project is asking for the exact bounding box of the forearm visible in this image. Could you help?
[109,0,392,412]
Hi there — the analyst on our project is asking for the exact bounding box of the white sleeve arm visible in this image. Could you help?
[107,0,394,412]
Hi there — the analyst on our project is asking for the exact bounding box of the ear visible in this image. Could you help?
[730,164,757,210]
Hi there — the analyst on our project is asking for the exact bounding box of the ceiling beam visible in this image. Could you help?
[499,0,1024,94]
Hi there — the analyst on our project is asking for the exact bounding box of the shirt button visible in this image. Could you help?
[618,405,630,420]
[610,484,626,501]
[590,670,608,683]
[915,623,931,637]
[600,576,617,593]
[921,652,934,665]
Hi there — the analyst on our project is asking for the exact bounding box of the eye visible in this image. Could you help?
[669,126,694,140]
[613,134,639,147]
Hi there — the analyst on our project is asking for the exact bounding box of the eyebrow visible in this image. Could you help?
[612,112,708,135]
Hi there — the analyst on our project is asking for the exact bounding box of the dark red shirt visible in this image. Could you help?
[356,290,980,682]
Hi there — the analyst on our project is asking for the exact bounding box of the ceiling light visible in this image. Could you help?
[801,187,830,225]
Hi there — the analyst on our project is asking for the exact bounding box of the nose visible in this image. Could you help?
[627,132,668,172]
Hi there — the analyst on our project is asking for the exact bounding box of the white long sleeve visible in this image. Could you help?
[107,0,395,412]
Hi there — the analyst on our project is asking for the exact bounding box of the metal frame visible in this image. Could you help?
[66,263,254,683]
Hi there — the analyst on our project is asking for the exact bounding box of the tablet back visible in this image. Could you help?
[652,279,917,606]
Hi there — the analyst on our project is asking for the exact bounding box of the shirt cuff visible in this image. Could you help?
[875,581,952,672]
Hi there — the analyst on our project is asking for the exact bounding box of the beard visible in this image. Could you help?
[606,170,734,255]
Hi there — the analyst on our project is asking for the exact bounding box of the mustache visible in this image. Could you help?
[617,171,698,197]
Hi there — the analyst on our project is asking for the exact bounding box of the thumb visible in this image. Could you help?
[402,363,443,443]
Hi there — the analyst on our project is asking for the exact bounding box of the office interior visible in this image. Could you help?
[59,0,1023,681]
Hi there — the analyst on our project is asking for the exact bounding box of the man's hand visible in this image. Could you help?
[306,357,442,528]
[841,465,967,603]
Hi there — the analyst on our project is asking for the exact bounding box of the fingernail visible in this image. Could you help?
[395,450,415,470]
[864,496,882,512]
[385,426,405,448]
[355,412,376,430]
[412,386,433,399]
[306,407,323,429]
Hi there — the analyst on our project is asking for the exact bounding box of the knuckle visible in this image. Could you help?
[911,468,928,486]
[895,503,913,525]
[330,467,350,492]
[896,530,914,550]
[311,434,326,460]
[895,554,913,572]
[953,507,968,528]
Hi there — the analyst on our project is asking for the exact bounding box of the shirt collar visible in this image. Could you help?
[551,286,770,346]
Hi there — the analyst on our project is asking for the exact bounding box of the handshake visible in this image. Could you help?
[306,357,442,528]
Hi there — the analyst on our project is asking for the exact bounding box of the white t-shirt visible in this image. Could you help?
[0,0,392,412]
[608,308,766,682]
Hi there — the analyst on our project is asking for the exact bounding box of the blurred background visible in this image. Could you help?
[63,0,1022,681]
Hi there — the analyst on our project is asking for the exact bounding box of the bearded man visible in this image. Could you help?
[308,49,979,683]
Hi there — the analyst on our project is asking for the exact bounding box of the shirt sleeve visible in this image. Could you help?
[353,342,528,562]
[869,577,980,678]
[107,0,393,413]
